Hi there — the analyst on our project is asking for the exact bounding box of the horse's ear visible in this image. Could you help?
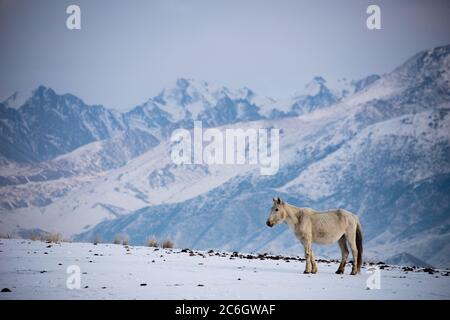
[273,197,277,203]
[277,197,281,204]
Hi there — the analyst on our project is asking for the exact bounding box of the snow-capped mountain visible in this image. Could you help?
[1,45,449,268]
[259,74,380,118]
[0,75,379,165]
[0,86,127,163]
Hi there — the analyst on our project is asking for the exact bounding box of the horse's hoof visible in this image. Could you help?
[303,271,311,274]
[350,271,357,275]
[311,270,317,274]
[335,270,343,274]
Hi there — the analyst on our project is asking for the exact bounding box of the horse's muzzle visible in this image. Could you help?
[266,220,273,227]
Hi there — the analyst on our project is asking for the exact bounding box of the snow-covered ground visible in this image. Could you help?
[0,239,449,300]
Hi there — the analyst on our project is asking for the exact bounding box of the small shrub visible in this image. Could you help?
[93,234,101,245]
[147,236,158,247]
[30,233,38,241]
[113,234,122,245]
[46,233,62,243]
[122,235,129,246]
[162,239,174,249]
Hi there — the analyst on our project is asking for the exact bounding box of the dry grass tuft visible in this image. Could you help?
[162,239,174,249]
[147,236,158,247]
[46,233,62,243]
[93,234,101,245]
[114,234,122,245]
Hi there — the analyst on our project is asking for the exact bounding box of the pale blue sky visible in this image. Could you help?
[1,0,449,109]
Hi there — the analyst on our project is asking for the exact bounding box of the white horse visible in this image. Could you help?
[266,197,363,275]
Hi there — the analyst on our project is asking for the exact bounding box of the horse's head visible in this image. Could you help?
[266,197,287,227]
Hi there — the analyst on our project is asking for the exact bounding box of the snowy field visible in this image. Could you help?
[0,239,449,300]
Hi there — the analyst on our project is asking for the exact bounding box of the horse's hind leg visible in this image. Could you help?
[310,249,318,274]
[336,235,349,274]
[346,231,358,275]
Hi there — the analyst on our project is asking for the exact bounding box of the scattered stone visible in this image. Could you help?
[58,263,63,266]
[40,270,47,273]
[101,286,107,289]
[84,286,89,289]
[422,267,435,274]
[46,245,52,248]
[140,283,147,286]
[1,288,11,293]
[197,284,204,287]
[402,266,414,272]
[44,252,48,255]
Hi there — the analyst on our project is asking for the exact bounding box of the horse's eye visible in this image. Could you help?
[275,208,279,211]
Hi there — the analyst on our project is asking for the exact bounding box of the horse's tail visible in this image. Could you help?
[355,218,363,273]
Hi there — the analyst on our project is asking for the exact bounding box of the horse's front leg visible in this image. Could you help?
[302,242,313,274]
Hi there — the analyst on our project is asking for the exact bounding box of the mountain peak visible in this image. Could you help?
[299,76,330,97]
[30,85,57,99]
[312,76,326,84]
[2,89,34,109]
[175,77,192,89]
[425,44,450,59]
[392,44,450,80]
